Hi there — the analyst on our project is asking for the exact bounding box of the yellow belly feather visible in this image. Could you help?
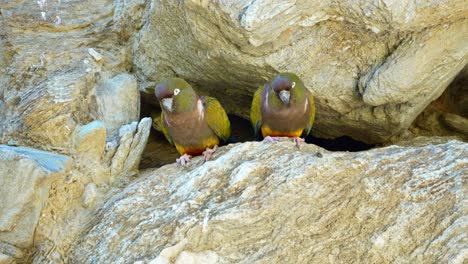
[175,136,220,155]
[261,126,303,138]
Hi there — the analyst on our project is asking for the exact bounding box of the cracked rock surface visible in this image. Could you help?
[0,146,72,248]
[70,138,467,263]
[134,0,468,143]
[0,0,467,262]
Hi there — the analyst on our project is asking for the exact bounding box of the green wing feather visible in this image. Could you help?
[250,86,263,137]
[203,96,231,142]
[160,112,174,145]
[305,92,316,136]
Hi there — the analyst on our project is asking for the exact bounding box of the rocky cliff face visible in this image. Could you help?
[0,0,467,263]
[1,0,467,148]
[133,0,468,143]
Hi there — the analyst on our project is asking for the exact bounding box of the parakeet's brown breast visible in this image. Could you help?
[162,102,219,155]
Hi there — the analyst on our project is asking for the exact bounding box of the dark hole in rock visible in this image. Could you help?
[228,115,256,143]
[228,115,374,152]
[409,67,468,139]
[227,115,375,152]
[305,135,375,152]
[139,128,180,169]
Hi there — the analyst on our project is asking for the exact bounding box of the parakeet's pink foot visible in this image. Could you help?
[203,145,218,161]
[176,153,192,166]
[291,137,305,149]
[263,136,280,143]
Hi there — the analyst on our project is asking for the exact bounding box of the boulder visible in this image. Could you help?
[73,121,107,158]
[0,0,134,150]
[442,113,468,135]
[0,1,153,261]
[110,117,152,179]
[69,117,152,186]
[70,139,467,263]
[0,146,72,248]
[92,73,140,138]
[28,118,152,263]
[133,0,468,143]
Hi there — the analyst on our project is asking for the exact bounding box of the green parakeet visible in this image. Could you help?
[155,78,231,165]
[250,72,315,147]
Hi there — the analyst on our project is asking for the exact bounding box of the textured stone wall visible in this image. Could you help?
[0,0,466,262]
[70,139,467,263]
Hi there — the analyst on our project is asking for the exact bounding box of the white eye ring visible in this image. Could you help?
[291,82,296,88]
[174,88,180,95]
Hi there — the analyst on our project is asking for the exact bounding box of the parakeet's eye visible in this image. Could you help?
[291,82,296,88]
[174,88,181,96]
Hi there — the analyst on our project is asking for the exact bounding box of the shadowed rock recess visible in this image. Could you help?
[70,139,467,263]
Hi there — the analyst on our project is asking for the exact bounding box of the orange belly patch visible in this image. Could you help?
[175,137,220,156]
[261,126,303,138]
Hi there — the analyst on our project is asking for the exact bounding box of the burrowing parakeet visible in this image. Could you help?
[155,78,231,165]
[250,72,315,147]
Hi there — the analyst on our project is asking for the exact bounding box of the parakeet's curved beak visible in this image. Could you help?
[156,82,175,113]
[162,98,173,113]
[279,90,290,104]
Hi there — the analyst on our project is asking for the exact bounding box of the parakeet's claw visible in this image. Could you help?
[263,136,279,143]
[203,145,218,161]
[291,137,305,149]
[176,154,192,166]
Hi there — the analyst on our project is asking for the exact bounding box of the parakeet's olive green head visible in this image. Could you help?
[156,78,198,114]
[269,72,307,106]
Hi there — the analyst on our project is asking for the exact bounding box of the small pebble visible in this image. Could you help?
[82,183,98,208]
[88,48,103,61]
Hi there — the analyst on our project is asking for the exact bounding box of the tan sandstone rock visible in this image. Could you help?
[73,121,107,158]
[69,139,467,263]
[92,73,140,138]
[133,0,468,143]
[0,1,466,262]
[0,253,14,264]
[0,0,135,151]
[0,146,72,249]
[1,0,467,147]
